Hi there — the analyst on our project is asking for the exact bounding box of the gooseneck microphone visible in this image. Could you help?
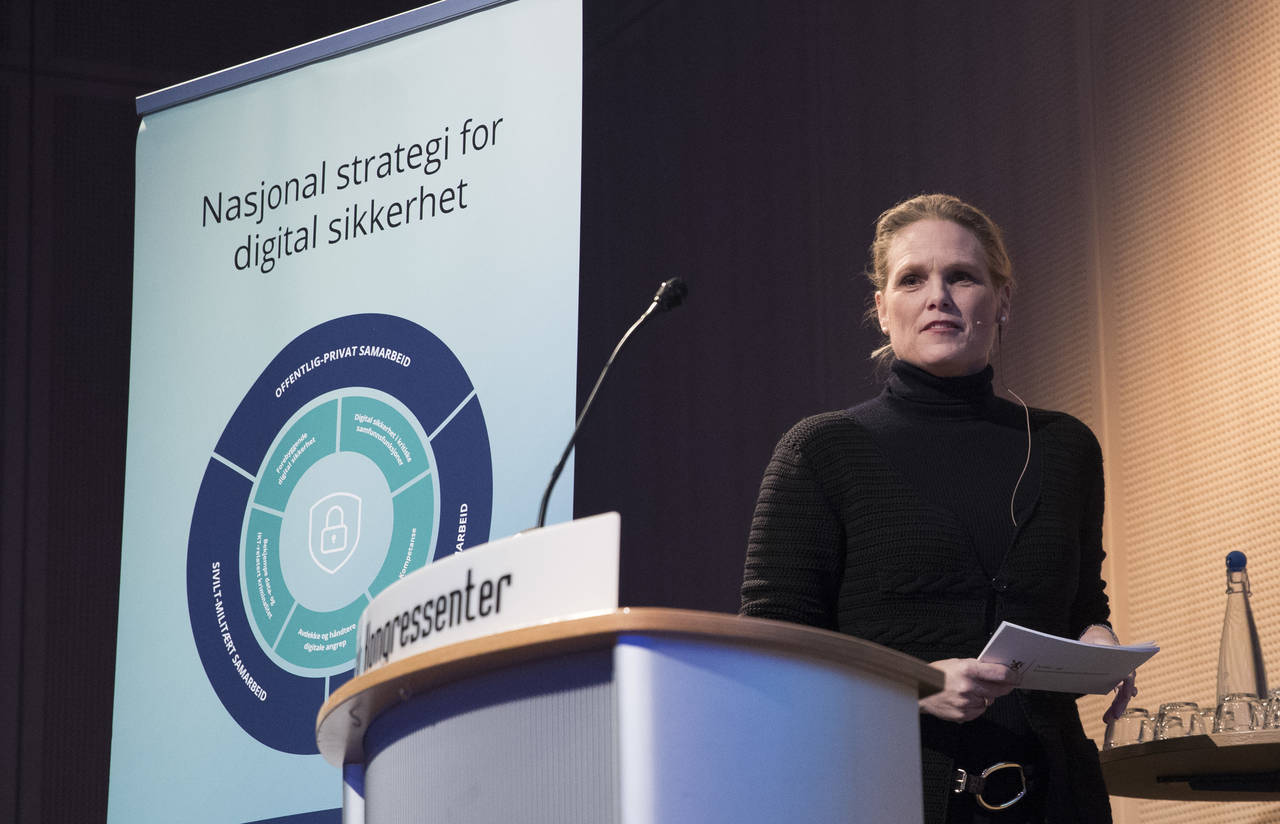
[535,277,688,528]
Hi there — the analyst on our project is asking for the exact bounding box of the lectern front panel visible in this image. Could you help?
[318,609,941,823]
[615,634,924,823]
[363,649,619,824]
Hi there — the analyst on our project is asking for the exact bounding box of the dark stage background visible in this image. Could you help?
[2,1,1093,821]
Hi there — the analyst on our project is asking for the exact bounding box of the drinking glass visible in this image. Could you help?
[1104,708,1150,749]
[1196,707,1216,735]
[1264,688,1280,730]
[1214,693,1263,733]
[1155,702,1201,739]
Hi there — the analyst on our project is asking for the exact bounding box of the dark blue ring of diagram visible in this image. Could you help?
[187,313,493,753]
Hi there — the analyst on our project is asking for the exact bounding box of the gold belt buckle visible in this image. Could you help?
[952,761,1027,811]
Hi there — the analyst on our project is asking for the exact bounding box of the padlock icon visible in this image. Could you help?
[320,505,347,554]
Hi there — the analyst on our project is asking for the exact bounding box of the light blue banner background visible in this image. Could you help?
[110,0,582,820]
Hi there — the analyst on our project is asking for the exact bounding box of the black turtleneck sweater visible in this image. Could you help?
[740,360,1112,824]
[851,360,1040,579]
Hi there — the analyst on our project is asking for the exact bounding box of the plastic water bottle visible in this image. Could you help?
[1217,551,1268,703]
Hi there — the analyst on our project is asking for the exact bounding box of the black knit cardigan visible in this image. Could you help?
[740,406,1113,823]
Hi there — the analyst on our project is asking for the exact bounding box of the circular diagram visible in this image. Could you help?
[187,314,492,753]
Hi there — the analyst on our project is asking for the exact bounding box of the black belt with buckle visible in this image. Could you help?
[952,762,1029,811]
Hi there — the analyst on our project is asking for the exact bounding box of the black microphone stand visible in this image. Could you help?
[535,277,687,528]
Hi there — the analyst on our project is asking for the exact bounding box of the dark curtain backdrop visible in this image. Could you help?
[2,1,1085,821]
[578,0,1084,610]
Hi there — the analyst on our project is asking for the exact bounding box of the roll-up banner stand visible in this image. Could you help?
[111,1,582,820]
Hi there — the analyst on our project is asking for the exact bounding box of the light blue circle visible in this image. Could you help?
[278,450,393,612]
[238,387,440,676]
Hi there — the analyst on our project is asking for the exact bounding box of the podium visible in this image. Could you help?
[316,607,943,824]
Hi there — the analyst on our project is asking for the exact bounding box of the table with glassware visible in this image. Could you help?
[1100,695,1280,801]
[1099,552,1280,800]
[1100,728,1280,801]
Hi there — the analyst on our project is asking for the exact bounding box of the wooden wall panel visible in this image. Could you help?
[1088,2,1280,821]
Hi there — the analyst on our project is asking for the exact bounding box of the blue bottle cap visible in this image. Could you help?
[1226,550,1247,571]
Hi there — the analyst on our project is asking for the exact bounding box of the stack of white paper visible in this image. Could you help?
[978,621,1159,694]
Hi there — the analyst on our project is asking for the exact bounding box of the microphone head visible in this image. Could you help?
[652,277,688,312]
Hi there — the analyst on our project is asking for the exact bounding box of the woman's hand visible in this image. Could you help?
[919,659,1018,722]
[1078,624,1138,723]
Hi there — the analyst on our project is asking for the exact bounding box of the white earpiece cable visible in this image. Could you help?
[1006,386,1031,528]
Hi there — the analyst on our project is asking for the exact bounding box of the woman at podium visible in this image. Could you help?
[740,194,1134,824]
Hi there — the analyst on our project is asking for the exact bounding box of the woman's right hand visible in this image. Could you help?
[918,659,1018,722]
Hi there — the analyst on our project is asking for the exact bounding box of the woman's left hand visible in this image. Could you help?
[1078,624,1138,723]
